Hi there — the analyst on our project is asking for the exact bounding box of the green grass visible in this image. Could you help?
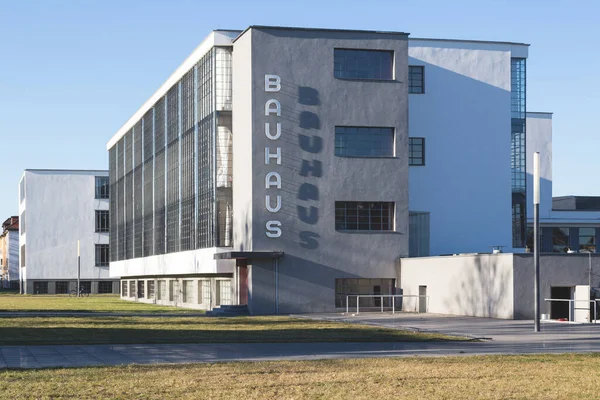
[0,315,464,345]
[0,294,194,313]
[2,354,600,399]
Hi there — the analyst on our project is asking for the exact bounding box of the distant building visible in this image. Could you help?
[0,216,19,289]
[18,169,118,294]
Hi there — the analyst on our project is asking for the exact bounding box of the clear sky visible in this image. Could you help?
[0,0,598,217]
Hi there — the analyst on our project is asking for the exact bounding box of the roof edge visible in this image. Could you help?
[410,37,530,47]
[233,25,410,43]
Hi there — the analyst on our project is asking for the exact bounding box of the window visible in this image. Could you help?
[409,66,424,94]
[200,280,211,305]
[335,127,394,157]
[169,280,175,302]
[95,244,109,266]
[20,245,25,267]
[33,281,48,294]
[579,228,596,253]
[55,281,69,294]
[137,281,145,298]
[526,227,544,252]
[98,281,113,294]
[158,280,166,301]
[129,281,136,298]
[20,211,25,235]
[217,280,232,306]
[409,138,425,166]
[147,281,155,299]
[95,176,109,199]
[183,280,193,303]
[95,210,109,232]
[334,49,393,80]
[79,281,91,294]
[121,281,128,297]
[552,228,570,253]
[335,202,394,231]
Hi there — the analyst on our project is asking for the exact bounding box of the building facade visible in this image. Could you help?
[19,170,118,294]
[0,216,19,289]
[108,27,410,313]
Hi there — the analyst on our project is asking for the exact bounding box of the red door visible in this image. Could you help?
[238,260,248,305]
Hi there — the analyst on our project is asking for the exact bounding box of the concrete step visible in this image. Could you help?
[206,304,249,317]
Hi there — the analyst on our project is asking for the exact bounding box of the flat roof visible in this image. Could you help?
[233,25,410,43]
[24,169,108,174]
[410,37,529,47]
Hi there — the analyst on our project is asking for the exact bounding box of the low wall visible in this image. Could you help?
[400,253,515,319]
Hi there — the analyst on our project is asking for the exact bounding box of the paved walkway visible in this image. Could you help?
[1,312,599,369]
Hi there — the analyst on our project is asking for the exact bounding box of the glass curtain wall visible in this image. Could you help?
[511,58,526,248]
[108,47,233,262]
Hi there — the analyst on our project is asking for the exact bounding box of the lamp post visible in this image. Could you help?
[533,152,541,332]
[77,240,81,298]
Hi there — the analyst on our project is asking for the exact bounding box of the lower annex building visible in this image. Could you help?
[107,26,537,314]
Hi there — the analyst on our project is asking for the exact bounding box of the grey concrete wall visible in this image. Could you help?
[233,27,410,314]
[401,254,515,319]
[513,254,600,319]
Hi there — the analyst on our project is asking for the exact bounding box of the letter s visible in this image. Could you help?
[266,221,282,238]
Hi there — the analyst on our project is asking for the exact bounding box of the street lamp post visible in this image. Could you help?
[533,152,541,332]
[77,240,81,298]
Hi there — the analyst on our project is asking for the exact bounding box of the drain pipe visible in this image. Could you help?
[275,257,279,315]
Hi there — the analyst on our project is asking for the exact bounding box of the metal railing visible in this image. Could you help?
[543,298,598,323]
[345,294,430,315]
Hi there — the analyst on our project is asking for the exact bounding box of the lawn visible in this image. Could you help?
[0,316,463,345]
[0,294,193,313]
[1,354,599,399]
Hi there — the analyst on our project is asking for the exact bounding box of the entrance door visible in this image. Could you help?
[238,260,248,306]
[550,286,572,320]
[419,286,427,313]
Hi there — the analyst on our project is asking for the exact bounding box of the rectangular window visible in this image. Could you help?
[137,281,145,298]
[335,127,394,157]
[79,281,91,294]
[158,280,166,300]
[169,280,174,302]
[20,211,25,235]
[20,245,25,267]
[55,281,69,294]
[95,176,109,199]
[121,281,127,297]
[147,281,155,299]
[217,280,232,306]
[20,177,25,202]
[335,202,394,231]
[183,280,193,303]
[409,138,425,166]
[552,227,570,253]
[95,210,109,232]
[201,280,211,304]
[129,281,136,298]
[98,281,113,294]
[579,227,596,253]
[334,49,393,80]
[95,244,109,267]
[409,66,424,94]
[33,281,48,294]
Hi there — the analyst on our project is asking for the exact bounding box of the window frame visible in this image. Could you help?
[335,201,395,232]
[95,244,109,267]
[409,65,425,94]
[333,48,395,81]
[98,281,113,294]
[95,210,110,233]
[335,126,396,158]
[95,176,110,199]
[409,137,425,166]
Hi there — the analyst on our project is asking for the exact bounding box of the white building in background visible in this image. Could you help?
[18,169,118,294]
[0,216,19,289]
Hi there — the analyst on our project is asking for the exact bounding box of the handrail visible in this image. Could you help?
[543,298,597,323]
[345,294,429,315]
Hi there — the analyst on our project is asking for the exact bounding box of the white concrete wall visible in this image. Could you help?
[408,40,528,255]
[526,112,553,219]
[7,230,19,281]
[401,253,515,318]
[19,170,110,283]
[109,247,234,277]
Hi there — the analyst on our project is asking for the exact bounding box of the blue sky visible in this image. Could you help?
[0,0,597,216]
